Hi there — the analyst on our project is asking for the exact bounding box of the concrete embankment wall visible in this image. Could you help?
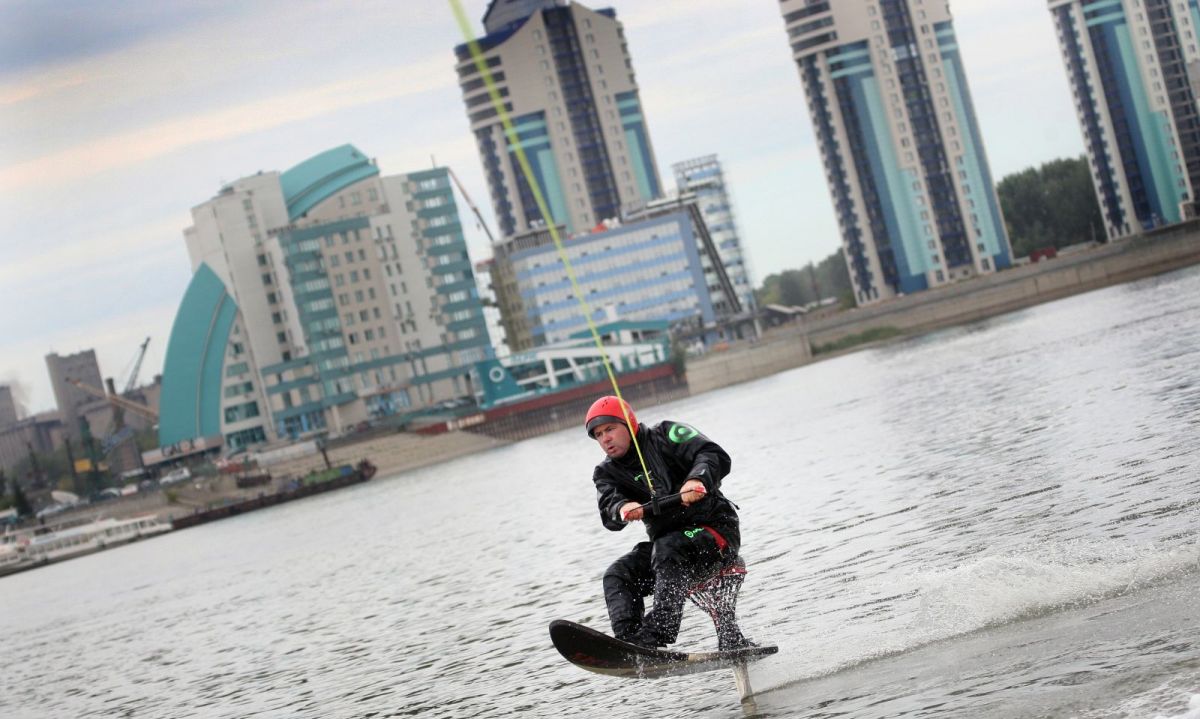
[804,225,1200,348]
[685,333,812,395]
[682,225,1200,397]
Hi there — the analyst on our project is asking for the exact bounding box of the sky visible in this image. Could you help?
[0,0,1083,417]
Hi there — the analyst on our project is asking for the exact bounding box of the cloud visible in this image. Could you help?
[0,56,456,193]
[0,0,247,77]
[617,0,743,30]
[648,25,785,73]
[0,214,187,290]
[0,72,89,106]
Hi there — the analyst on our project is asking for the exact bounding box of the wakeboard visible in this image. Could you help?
[548,619,777,679]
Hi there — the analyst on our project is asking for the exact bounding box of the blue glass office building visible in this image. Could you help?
[491,213,715,350]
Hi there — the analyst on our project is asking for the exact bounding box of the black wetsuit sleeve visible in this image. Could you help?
[593,465,629,531]
[661,421,731,494]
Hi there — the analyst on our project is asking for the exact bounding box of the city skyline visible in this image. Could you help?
[1,0,1082,414]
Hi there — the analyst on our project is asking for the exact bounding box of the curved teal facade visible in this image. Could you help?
[159,263,238,446]
[279,144,380,220]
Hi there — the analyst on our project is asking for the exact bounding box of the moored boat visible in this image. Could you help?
[0,515,173,578]
[171,459,376,531]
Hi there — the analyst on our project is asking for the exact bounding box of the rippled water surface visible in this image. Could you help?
[3,267,1200,719]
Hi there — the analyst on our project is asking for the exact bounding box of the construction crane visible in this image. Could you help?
[67,378,158,421]
[123,337,151,394]
[446,166,498,245]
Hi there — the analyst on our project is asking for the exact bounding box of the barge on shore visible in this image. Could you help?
[171,460,376,531]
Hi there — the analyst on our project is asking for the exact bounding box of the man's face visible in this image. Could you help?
[592,421,631,458]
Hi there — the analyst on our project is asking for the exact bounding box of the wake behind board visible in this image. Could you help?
[549,619,777,679]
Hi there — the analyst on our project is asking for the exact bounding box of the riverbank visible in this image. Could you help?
[690,222,1200,393]
[26,227,1200,530]
[29,431,509,527]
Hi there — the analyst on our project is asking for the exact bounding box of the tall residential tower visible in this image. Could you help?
[1048,0,1200,237]
[456,0,662,238]
[672,155,755,313]
[780,1,1012,305]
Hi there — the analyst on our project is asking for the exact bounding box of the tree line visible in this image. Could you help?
[755,155,1104,308]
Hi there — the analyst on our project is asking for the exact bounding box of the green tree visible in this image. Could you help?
[756,249,854,309]
[10,479,33,517]
[996,156,1104,258]
[15,444,71,491]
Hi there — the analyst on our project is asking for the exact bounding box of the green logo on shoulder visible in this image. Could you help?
[668,424,699,443]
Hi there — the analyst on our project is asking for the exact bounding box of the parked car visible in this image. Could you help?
[161,467,193,485]
[36,504,69,520]
[90,488,123,503]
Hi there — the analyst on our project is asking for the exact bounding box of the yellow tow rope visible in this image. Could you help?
[448,0,654,491]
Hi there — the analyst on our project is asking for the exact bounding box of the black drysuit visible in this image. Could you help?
[591,420,740,646]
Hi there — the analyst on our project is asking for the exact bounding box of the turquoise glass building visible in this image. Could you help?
[1050,0,1200,236]
[781,1,1013,305]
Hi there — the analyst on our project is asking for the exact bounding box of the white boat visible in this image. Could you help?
[0,540,26,576]
[3,516,172,575]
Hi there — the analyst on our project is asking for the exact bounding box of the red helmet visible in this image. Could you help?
[585,396,638,438]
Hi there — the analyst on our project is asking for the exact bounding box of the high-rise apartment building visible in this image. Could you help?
[780,1,1012,305]
[1048,0,1200,237]
[672,155,755,313]
[0,385,18,429]
[45,350,108,443]
[163,145,492,450]
[456,0,662,238]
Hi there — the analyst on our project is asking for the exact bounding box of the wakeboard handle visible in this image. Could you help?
[638,484,706,516]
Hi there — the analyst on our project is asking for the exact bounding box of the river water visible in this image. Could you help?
[3,266,1200,719]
